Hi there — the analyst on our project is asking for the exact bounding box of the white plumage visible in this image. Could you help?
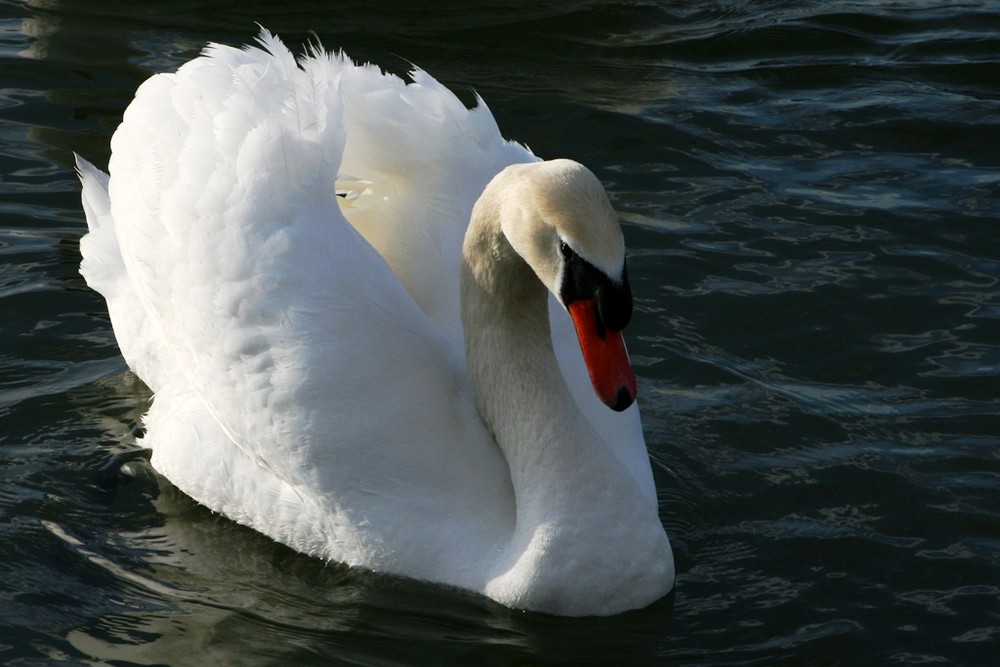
[78,30,673,616]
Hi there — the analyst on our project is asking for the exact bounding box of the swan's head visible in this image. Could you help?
[497,159,637,411]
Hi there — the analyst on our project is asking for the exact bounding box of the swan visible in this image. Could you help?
[77,30,674,616]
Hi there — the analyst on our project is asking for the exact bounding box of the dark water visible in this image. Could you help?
[2,0,999,664]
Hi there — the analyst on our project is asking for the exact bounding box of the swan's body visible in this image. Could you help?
[78,31,673,616]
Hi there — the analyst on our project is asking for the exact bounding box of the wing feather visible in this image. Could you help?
[85,32,513,567]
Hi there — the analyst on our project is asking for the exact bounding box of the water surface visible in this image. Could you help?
[1,1,999,664]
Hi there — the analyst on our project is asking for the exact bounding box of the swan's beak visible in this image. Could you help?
[559,245,636,411]
[567,298,638,412]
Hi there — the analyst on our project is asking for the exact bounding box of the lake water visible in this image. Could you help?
[2,0,999,664]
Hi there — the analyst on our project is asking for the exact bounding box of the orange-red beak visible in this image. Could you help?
[568,298,637,411]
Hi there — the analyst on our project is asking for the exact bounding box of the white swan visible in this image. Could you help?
[77,31,674,616]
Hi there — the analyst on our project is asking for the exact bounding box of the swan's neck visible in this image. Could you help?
[461,200,593,508]
[460,191,671,614]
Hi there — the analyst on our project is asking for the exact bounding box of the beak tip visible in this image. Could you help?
[608,385,636,412]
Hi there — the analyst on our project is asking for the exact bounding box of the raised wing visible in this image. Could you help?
[84,32,513,568]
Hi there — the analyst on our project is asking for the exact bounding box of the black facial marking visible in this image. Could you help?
[559,243,632,335]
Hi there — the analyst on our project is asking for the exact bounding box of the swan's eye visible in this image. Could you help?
[559,241,573,259]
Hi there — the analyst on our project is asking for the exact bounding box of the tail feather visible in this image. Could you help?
[76,154,122,301]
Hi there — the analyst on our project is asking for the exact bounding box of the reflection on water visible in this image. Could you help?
[1,0,999,664]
